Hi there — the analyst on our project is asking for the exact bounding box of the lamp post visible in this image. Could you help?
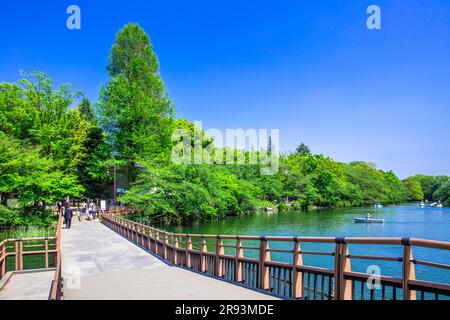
[107,164,117,208]
[113,165,117,208]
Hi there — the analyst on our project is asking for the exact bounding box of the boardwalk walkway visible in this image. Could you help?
[61,218,277,300]
[0,270,55,300]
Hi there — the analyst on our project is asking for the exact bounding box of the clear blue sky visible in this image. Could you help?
[1,0,449,178]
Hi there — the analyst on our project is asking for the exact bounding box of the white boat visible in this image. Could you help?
[419,201,425,207]
[354,217,385,224]
[374,203,383,208]
[354,213,384,224]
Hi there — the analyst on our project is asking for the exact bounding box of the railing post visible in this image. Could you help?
[15,239,23,271]
[135,225,139,244]
[258,237,271,290]
[45,238,49,268]
[333,242,340,299]
[139,225,144,246]
[163,232,168,260]
[150,229,156,253]
[334,238,352,300]
[402,238,416,300]
[1,242,6,278]
[292,238,304,299]
[143,226,147,247]
[15,240,19,271]
[235,237,243,283]
[168,233,173,262]
[200,237,207,273]
[215,236,224,277]
[129,222,132,240]
[128,222,132,240]
[173,236,179,265]
[142,226,148,250]
[186,236,192,268]
[19,239,23,271]
[144,227,150,252]
[155,230,160,256]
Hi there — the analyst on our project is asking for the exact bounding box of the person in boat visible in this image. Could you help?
[366,213,372,220]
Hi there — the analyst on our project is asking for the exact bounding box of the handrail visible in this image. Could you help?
[0,211,63,300]
[49,211,63,300]
[101,208,450,300]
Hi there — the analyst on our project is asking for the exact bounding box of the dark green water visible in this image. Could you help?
[166,203,450,285]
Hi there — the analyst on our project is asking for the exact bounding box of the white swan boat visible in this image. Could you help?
[431,201,443,208]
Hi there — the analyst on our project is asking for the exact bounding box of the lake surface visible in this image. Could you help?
[166,203,450,285]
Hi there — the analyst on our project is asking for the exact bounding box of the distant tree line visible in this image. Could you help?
[402,174,449,205]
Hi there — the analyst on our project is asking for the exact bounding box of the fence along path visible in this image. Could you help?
[61,216,277,300]
[0,213,63,300]
[102,208,450,300]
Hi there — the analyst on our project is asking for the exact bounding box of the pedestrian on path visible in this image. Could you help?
[64,207,73,229]
[80,202,87,221]
[92,203,98,220]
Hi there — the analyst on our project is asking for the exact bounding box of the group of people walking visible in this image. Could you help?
[57,200,100,229]
[79,201,99,221]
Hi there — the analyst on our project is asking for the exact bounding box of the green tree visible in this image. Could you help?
[0,73,109,199]
[296,143,311,156]
[433,179,450,206]
[403,177,424,201]
[71,98,112,197]
[0,132,84,211]
[97,23,174,182]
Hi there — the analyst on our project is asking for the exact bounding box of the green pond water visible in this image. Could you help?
[164,203,450,285]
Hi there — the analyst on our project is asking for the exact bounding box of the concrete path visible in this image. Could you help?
[0,270,55,300]
[62,218,277,300]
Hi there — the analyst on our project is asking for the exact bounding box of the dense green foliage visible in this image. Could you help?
[1,23,448,228]
[97,23,174,184]
[0,223,54,241]
[403,174,450,205]
[0,72,110,226]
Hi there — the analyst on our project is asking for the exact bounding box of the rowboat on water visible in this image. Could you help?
[354,213,384,224]
[354,217,385,224]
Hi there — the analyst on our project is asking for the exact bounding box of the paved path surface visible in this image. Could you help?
[0,270,54,300]
[62,218,277,300]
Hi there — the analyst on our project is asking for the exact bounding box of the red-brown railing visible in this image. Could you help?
[102,208,450,300]
[0,212,63,300]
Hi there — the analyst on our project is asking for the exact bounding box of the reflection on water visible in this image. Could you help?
[165,203,450,284]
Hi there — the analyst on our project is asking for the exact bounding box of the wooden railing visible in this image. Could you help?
[101,208,450,300]
[0,212,63,300]
[49,212,63,300]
